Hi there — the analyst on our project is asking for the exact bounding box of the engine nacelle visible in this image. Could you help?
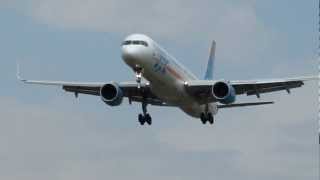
[100,83,124,106]
[212,81,236,104]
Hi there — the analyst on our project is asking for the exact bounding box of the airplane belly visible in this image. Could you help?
[148,74,184,103]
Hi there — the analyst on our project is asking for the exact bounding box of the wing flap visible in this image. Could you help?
[218,101,274,108]
[63,86,100,96]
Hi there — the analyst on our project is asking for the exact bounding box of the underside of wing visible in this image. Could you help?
[19,76,169,107]
[185,76,317,104]
[230,76,317,97]
[62,82,172,106]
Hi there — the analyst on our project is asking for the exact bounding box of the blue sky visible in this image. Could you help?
[0,1,318,180]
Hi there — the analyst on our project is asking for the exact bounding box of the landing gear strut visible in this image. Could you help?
[133,65,152,126]
[138,102,152,126]
[134,66,143,89]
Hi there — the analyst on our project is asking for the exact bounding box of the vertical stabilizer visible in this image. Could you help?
[204,40,216,80]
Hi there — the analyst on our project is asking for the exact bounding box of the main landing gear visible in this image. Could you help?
[200,104,214,125]
[138,102,152,126]
[132,65,152,125]
[200,113,214,125]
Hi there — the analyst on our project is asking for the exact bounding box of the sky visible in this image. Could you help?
[0,0,318,180]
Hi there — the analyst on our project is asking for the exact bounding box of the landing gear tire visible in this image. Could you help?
[138,114,145,125]
[145,114,152,125]
[138,101,152,126]
[200,113,207,124]
[208,113,214,125]
[200,112,214,125]
[138,114,152,126]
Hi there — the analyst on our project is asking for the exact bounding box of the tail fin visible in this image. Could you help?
[204,40,216,80]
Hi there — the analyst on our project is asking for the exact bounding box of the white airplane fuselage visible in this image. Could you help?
[121,34,217,118]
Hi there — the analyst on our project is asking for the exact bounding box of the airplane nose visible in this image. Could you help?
[122,46,148,67]
[121,46,140,60]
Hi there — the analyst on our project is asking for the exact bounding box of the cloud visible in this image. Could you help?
[0,1,317,180]
[0,81,316,180]
[0,96,243,180]
[3,0,272,64]
[156,82,318,179]
[0,53,317,180]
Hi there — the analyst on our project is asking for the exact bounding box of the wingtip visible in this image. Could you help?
[294,75,319,81]
[303,76,319,81]
[211,40,216,49]
[16,62,26,82]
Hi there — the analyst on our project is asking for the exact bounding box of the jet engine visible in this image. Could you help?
[100,83,124,106]
[212,81,236,104]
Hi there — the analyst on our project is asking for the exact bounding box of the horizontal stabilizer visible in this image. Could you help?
[218,101,274,109]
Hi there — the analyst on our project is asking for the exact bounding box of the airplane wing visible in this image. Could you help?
[229,76,317,96]
[18,74,170,106]
[186,76,317,103]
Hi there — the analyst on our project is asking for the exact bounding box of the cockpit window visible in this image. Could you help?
[139,41,148,47]
[132,41,140,45]
[122,41,131,46]
[122,40,148,47]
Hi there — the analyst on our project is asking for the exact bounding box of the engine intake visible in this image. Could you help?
[212,81,236,104]
[100,83,124,106]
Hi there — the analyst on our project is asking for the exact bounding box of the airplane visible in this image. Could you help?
[17,34,316,125]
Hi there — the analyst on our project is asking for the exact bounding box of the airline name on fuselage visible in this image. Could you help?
[152,52,169,75]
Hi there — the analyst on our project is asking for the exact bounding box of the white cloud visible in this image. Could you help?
[4,0,272,64]
[0,96,242,180]
[156,82,318,179]
[0,80,317,180]
[0,1,317,179]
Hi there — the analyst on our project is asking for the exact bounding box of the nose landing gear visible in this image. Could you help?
[134,66,143,89]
